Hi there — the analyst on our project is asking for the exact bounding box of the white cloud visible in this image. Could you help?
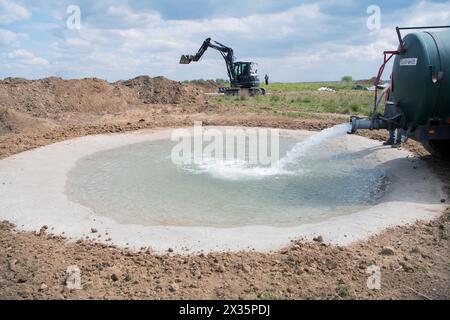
[0,0,31,24]
[0,28,26,46]
[7,48,33,59]
[5,49,49,65]
[398,0,450,26]
[64,38,90,47]
[49,3,328,75]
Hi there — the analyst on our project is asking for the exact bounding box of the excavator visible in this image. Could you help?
[180,38,265,96]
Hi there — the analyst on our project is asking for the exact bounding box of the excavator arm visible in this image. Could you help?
[180,38,236,83]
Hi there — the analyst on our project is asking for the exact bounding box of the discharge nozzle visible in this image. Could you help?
[348,116,388,134]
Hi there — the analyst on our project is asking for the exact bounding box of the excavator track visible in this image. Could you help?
[223,87,266,96]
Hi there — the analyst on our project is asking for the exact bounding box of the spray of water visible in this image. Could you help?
[181,123,352,180]
[278,123,352,168]
[182,158,288,180]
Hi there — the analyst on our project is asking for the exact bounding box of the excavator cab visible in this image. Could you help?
[232,62,260,88]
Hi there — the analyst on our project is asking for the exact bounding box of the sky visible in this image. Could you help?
[0,0,449,82]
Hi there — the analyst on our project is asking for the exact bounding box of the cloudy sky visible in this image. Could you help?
[0,0,449,82]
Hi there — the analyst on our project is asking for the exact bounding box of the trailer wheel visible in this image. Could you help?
[422,140,450,160]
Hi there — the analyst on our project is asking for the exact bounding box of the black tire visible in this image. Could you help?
[422,140,450,160]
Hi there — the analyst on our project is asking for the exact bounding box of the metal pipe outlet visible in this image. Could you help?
[349,116,389,134]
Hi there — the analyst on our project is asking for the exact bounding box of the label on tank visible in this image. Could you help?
[400,58,418,66]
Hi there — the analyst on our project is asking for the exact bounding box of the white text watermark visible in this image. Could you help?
[170,122,280,167]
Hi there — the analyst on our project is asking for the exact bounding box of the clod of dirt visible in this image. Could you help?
[380,246,396,256]
[313,235,324,243]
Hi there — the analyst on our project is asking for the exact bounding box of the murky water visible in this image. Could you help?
[66,127,389,227]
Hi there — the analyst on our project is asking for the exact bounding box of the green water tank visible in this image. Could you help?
[392,29,450,128]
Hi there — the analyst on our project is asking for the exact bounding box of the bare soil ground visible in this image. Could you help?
[0,78,449,300]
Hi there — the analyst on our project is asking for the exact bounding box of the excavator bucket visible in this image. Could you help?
[179,55,193,64]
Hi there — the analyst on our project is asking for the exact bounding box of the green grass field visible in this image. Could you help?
[212,82,375,118]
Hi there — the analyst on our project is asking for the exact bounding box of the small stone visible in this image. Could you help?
[380,246,395,256]
[168,283,179,292]
[18,291,30,298]
[242,264,251,273]
[111,273,119,282]
[17,276,28,283]
[167,248,174,253]
[139,119,146,123]
[216,264,225,273]
[441,199,446,203]
[37,225,48,236]
[91,228,98,233]
[313,235,323,243]
[39,283,48,291]
[7,259,18,272]
[399,261,414,273]
[411,246,421,254]
[65,265,81,290]
[358,261,369,270]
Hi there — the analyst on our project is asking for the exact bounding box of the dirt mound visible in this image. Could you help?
[0,76,203,117]
[116,76,204,104]
[0,107,53,135]
[0,77,138,117]
[188,80,223,93]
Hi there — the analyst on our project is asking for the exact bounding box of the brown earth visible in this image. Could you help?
[115,76,204,105]
[0,77,448,300]
[0,76,203,117]
[187,80,223,93]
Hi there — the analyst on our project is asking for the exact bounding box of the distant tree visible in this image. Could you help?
[341,75,353,82]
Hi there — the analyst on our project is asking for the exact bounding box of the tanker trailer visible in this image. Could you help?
[349,26,450,159]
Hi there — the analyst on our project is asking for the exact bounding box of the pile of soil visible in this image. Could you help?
[0,107,53,135]
[0,77,137,117]
[116,76,204,105]
[0,76,204,117]
[188,80,223,93]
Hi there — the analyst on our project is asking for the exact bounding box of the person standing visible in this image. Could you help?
[382,82,402,148]
[264,74,269,85]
